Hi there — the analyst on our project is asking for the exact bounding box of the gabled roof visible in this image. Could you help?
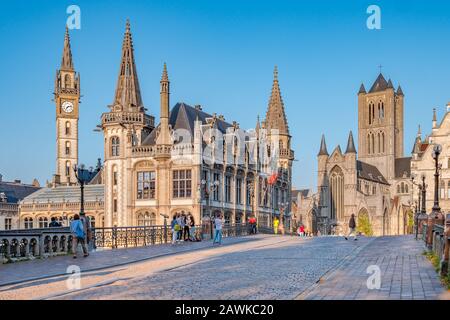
[395,157,412,178]
[369,73,389,93]
[142,102,233,145]
[0,181,40,204]
[357,161,389,185]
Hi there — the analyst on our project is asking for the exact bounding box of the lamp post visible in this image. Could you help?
[411,173,422,240]
[73,164,94,216]
[278,201,290,235]
[431,144,443,219]
[201,179,220,239]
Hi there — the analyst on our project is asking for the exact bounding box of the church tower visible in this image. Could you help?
[54,26,80,185]
[101,20,154,227]
[264,66,294,169]
[358,73,404,180]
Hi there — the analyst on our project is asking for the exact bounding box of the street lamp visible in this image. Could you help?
[431,144,443,218]
[201,179,220,239]
[73,164,94,216]
[278,201,290,235]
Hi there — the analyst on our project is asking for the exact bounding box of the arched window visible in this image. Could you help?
[137,212,156,226]
[447,181,450,199]
[441,180,446,199]
[401,182,405,194]
[112,166,118,186]
[377,102,381,119]
[380,102,384,119]
[368,103,373,125]
[377,132,381,153]
[371,134,375,154]
[38,217,48,228]
[111,137,120,157]
[405,184,408,194]
[397,184,401,194]
[381,132,385,153]
[65,121,71,135]
[64,74,71,88]
[367,133,371,154]
[65,161,71,177]
[329,166,344,221]
[65,141,71,155]
[24,217,34,229]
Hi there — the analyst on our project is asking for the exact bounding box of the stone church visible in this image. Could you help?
[299,74,412,236]
[19,21,294,229]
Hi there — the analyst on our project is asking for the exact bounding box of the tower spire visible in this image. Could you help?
[265,66,289,135]
[432,108,437,129]
[157,63,171,147]
[112,20,143,111]
[61,25,74,70]
[318,134,329,156]
[345,131,356,154]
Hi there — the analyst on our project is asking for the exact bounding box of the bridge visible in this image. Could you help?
[0,225,448,300]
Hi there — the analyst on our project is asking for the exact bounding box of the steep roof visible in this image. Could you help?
[318,134,329,156]
[357,161,389,185]
[61,26,73,70]
[0,181,40,204]
[345,131,357,153]
[142,102,233,145]
[112,20,143,110]
[21,185,104,204]
[369,73,389,93]
[395,157,412,178]
[264,66,289,135]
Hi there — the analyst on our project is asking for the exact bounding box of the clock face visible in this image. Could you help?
[62,101,74,113]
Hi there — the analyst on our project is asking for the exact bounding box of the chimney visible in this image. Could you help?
[195,104,202,111]
[14,179,21,184]
[447,102,450,113]
[218,115,225,121]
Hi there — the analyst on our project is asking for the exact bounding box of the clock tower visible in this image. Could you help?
[54,26,80,185]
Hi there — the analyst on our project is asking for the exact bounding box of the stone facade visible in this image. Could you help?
[411,104,450,213]
[0,177,40,230]
[300,74,412,236]
[19,21,294,230]
[101,21,294,228]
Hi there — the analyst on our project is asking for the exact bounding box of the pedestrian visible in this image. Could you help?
[80,213,92,251]
[183,214,190,241]
[299,225,305,237]
[213,213,223,245]
[251,216,257,234]
[176,213,183,242]
[70,214,88,258]
[49,217,61,227]
[189,215,197,241]
[344,214,358,241]
[171,215,178,245]
[273,217,279,234]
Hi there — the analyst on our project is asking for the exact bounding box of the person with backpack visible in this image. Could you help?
[70,214,88,258]
[345,213,358,241]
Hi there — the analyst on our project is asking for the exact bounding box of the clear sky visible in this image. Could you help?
[1,0,450,189]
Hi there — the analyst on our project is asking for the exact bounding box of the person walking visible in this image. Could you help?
[345,214,358,241]
[171,215,179,245]
[189,215,197,241]
[213,213,223,245]
[273,217,279,234]
[80,213,92,251]
[176,213,183,242]
[70,214,88,258]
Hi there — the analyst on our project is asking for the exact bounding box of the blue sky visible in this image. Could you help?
[1,0,450,189]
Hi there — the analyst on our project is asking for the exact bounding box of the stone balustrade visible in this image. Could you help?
[0,227,73,263]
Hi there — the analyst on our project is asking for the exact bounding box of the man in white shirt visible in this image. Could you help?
[213,214,223,245]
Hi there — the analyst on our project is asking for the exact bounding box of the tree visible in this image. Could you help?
[357,212,374,236]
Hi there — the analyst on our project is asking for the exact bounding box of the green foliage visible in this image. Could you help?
[357,214,373,236]
[407,210,414,227]
[424,250,450,289]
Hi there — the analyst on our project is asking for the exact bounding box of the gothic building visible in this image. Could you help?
[101,21,294,228]
[300,74,412,236]
[19,21,294,229]
[411,104,450,214]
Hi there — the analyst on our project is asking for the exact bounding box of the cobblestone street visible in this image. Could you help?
[0,234,447,300]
